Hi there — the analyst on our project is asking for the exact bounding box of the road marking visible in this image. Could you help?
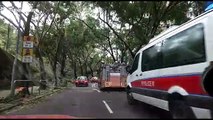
[93,89,100,93]
[91,83,98,88]
[102,100,113,114]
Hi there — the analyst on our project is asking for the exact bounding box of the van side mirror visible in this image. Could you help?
[126,65,132,73]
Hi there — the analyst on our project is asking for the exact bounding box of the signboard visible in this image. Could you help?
[22,56,33,63]
[23,36,34,42]
[23,41,33,48]
[22,36,36,63]
[22,48,33,56]
[22,48,33,63]
[23,36,34,48]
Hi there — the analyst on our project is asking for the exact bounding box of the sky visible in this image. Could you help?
[0,1,31,26]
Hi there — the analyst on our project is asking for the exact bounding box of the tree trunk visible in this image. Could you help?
[73,61,77,79]
[53,33,63,87]
[120,49,126,63]
[60,42,66,77]
[107,37,116,62]
[5,24,10,51]
[53,47,60,87]
[35,47,46,89]
[89,66,94,77]
[38,48,46,80]
[78,58,83,75]
[84,63,88,77]
[22,2,39,96]
[80,65,84,76]
[60,56,66,77]
[53,57,57,87]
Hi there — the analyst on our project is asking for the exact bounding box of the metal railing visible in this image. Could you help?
[13,80,48,95]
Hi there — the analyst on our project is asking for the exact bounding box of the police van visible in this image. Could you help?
[126,9,213,118]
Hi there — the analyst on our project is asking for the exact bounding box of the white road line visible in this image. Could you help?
[102,100,113,114]
[91,83,98,88]
[93,89,100,93]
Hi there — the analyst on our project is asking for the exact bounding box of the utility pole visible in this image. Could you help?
[10,2,23,97]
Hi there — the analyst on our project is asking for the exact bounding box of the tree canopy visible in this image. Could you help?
[0,1,206,86]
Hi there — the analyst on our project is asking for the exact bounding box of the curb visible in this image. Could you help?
[0,88,64,113]
[23,89,62,104]
[0,103,23,113]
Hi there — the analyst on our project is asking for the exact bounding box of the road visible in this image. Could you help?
[6,83,172,119]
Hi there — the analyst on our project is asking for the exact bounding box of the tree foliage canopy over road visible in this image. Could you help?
[0,1,206,87]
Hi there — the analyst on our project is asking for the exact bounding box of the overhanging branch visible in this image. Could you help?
[0,13,24,33]
[10,1,27,24]
[98,16,135,58]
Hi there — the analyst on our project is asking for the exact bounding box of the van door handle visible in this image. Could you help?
[140,73,142,76]
[136,74,138,76]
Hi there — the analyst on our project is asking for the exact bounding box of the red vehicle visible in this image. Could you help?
[98,63,127,90]
[75,76,88,87]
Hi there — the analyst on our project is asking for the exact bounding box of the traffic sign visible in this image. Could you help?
[23,36,34,48]
[22,56,33,63]
[22,36,35,63]
[23,41,33,48]
[22,48,33,56]
[23,36,34,42]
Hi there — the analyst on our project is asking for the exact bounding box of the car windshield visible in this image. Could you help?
[91,77,98,80]
[77,76,87,81]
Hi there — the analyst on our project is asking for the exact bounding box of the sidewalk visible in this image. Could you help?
[0,90,10,99]
[0,86,67,114]
[0,86,41,99]
[0,82,72,111]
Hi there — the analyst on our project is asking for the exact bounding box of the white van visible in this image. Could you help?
[126,9,213,119]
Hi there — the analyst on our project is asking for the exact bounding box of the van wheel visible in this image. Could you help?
[126,89,138,105]
[169,99,196,119]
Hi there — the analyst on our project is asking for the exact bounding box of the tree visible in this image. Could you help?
[38,1,78,87]
[0,1,39,96]
[94,1,192,61]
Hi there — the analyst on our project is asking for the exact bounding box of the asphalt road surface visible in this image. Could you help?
[6,83,172,119]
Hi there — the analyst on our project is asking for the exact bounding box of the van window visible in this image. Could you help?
[130,53,140,74]
[162,23,206,68]
[142,42,162,71]
[141,23,206,72]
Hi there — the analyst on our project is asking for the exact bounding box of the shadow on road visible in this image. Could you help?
[100,88,126,93]
[129,101,172,119]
